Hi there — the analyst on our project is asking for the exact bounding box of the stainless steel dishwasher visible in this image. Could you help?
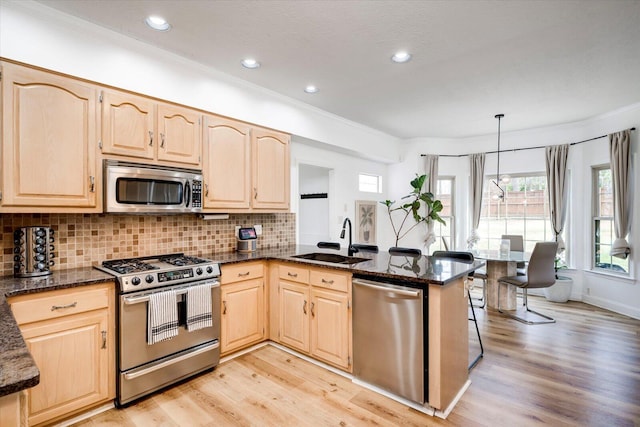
[352,278,426,404]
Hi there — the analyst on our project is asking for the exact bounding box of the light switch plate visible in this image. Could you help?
[235,226,241,237]
[253,224,263,235]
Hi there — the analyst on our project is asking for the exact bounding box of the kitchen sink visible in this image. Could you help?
[292,252,369,265]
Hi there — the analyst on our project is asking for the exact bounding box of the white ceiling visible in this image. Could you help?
[36,0,640,139]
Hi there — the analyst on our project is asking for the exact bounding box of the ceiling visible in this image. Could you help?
[36,0,640,139]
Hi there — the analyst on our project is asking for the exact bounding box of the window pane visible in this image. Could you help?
[479,172,555,253]
[359,174,381,193]
[432,178,454,251]
[592,167,629,274]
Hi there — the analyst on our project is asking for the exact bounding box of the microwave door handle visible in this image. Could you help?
[185,181,191,208]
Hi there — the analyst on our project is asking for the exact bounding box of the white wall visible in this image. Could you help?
[0,0,401,163]
[291,141,390,249]
[395,105,640,319]
[298,165,331,245]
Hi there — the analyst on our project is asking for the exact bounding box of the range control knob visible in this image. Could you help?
[146,274,154,284]
[196,267,203,275]
[206,266,213,274]
[131,277,141,286]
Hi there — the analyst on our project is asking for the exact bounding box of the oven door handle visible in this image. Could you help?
[123,341,219,380]
[123,281,220,305]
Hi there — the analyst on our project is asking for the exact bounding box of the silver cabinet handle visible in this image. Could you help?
[51,301,77,311]
[205,183,209,197]
[303,300,307,314]
[101,330,107,349]
[287,272,298,278]
[254,187,258,199]
[238,271,250,277]
[149,130,154,146]
[89,176,95,193]
[223,301,227,315]
[123,342,219,380]
[321,278,334,285]
[310,302,315,317]
[160,133,165,148]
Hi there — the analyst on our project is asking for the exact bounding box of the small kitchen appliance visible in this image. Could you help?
[13,226,55,277]
[236,227,257,252]
[95,253,221,406]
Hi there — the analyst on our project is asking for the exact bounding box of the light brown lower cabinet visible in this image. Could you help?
[220,262,267,355]
[275,263,352,371]
[8,282,115,426]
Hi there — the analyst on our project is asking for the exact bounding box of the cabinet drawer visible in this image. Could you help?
[9,283,111,325]
[310,269,349,293]
[279,264,310,284]
[221,262,264,284]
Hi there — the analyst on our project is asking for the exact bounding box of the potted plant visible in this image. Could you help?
[543,256,573,303]
[381,174,445,247]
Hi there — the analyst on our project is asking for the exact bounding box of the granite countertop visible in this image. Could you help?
[210,244,485,287]
[0,245,483,397]
[0,268,114,397]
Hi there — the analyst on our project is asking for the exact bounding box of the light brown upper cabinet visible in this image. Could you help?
[202,116,251,209]
[0,62,100,212]
[203,115,290,212]
[100,89,202,168]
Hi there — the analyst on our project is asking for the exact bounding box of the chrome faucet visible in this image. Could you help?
[340,217,357,256]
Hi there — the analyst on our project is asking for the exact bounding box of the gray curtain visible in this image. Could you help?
[545,144,570,253]
[609,130,632,259]
[424,155,439,251]
[467,153,485,249]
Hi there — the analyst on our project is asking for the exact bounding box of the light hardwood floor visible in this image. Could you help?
[73,295,640,427]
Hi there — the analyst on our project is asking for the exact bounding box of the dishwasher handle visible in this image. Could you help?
[353,279,421,298]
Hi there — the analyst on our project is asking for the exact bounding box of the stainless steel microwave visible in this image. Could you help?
[104,161,203,214]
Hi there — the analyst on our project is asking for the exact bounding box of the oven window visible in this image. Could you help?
[116,178,184,205]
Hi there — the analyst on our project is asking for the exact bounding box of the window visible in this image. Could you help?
[432,177,454,251]
[358,173,382,193]
[477,173,557,253]
[592,166,629,274]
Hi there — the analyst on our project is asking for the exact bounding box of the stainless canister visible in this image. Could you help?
[14,227,55,277]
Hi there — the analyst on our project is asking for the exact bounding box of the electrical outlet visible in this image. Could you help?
[235,226,241,237]
[253,224,263,235]
[586,287,591,295]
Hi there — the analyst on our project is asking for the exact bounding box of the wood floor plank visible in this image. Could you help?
[70,296,640,426]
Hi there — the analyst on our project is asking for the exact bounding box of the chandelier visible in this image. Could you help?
[493,114,510,200]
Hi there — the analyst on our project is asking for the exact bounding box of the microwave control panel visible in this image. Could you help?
[191,180,202,207]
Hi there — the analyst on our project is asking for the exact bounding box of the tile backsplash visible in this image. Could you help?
[1,213,295,276]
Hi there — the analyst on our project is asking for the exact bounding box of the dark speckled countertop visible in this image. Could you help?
[0,245,483,397]
[209,244,484,288]
[0,268,114,397]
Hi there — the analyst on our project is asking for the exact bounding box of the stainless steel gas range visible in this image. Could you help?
[96,253,221,406]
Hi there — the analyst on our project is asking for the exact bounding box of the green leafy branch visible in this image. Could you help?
[381,174,445,246]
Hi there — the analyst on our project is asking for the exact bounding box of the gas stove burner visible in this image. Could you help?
[95,253,220,293]
[101,259,159,275]
[159,254,208,267]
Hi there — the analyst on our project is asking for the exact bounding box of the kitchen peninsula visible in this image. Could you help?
[0,246,483,424]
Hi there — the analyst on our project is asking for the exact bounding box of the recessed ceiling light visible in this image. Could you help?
[304,85,318,94]
[145,15,171,32]
[391,51,412,63]
[241,58,261,69]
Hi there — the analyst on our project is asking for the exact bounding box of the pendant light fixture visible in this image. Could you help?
[493,114,506,200]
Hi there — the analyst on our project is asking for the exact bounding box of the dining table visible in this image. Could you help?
[473,250,529,311]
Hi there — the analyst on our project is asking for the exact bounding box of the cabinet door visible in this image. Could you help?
[202,116,251,209]
[311,288,351,369]
[20,310,111,426]
[279,281,309,352]
[1,63,98,210]
[251,128,290,210]
[100,89,155,160]
[221,278,265,354]
[157,103,201,167]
